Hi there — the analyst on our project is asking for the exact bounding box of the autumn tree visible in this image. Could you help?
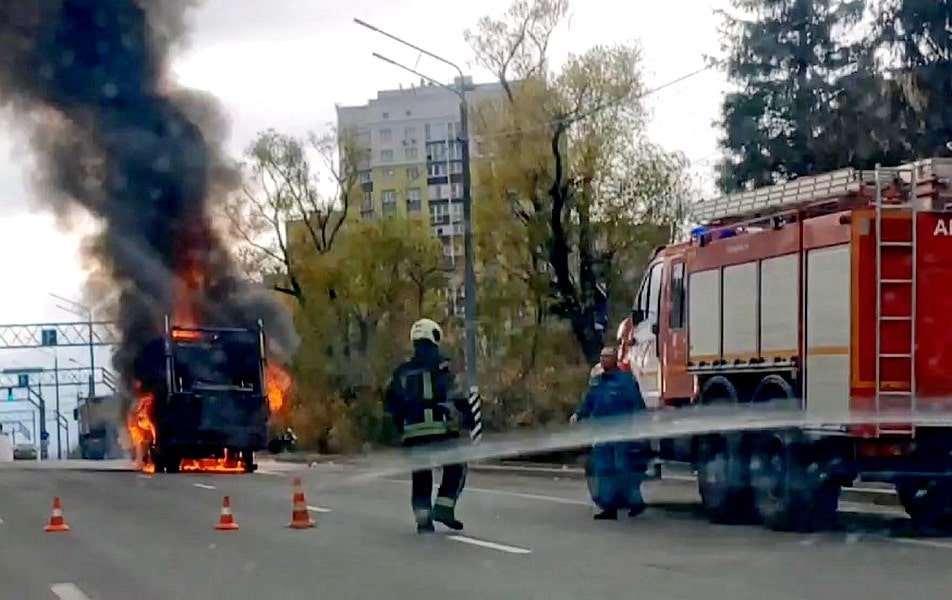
[223,128,365,306]
[467,0,691,363]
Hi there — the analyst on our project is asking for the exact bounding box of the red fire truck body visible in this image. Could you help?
[620,158,952,531]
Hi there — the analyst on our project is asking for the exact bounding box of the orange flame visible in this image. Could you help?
[266,364,291,412]
[127,383,157,472]
[180,453,246,474]
[171,328,202,341]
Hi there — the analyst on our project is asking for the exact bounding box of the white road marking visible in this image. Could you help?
[50,583,93,600]
[306,504,332,513]
[448,535,532,554]
[884,536,952,550]
[0,517,4,524]
[137,474,151,479]
[193,483,217,490]
[466,486,590,506]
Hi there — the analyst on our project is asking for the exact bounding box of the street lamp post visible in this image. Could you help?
[356,18,479,405]
[50,293,96,398]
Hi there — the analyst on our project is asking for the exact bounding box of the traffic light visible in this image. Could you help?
[6,388,12,402]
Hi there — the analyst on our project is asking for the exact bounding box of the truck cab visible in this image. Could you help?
[146,317,269,473]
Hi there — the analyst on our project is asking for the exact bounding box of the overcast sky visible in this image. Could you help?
[0,0,728,371]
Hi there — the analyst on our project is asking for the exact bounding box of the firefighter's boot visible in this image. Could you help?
[432,503,463,531]
[414,508,435,534]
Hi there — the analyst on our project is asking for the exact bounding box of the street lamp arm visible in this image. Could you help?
[354,18,464,81]
[49,293,91,316]
[371,53,463,100]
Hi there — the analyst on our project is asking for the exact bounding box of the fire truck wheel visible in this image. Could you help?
[699,376,739,404]
[751,375,796,404]
[752,435,840,532]
[696,435,757,524]
[896,480,952,531]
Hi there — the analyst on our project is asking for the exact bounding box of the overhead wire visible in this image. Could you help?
[471,61,724,143]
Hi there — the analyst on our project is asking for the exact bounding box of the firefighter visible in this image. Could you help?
[571,345,649,520]
[385,318,472,533]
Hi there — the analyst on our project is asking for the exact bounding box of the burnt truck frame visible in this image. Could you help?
[148,316,269,473]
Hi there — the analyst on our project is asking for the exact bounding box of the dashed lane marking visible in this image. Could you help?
[448,535,532,554]
[466,486,590,506]
[306,504,332,513]
[883,536,952,550]
[193,483,217,490]
[50,583,93,600]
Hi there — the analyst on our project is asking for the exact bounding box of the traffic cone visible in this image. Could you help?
[288,477,315,529]
[214,496,239,531]
[44,497,70,532]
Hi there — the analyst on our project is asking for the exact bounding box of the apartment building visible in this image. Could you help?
[336,77,507,315]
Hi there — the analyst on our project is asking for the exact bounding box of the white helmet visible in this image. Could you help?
[410,318,443,345]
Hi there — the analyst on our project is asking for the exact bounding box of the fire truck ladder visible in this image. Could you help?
[873,164,918,436]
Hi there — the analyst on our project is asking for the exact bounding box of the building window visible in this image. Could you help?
[450,182,462,199]
[384,169,395,182]
[426,143,447,162]
[361,191,374,218]
[405,110,412,117]
[382,111,389,119]
[380,149,393,162]
[407,188,422,213]
[358,170,372,183]
[379,128,392,142]
[429,203,448,224]
[449,161,463,174]
[449,201,463,222]
[428,183,449,200]
[424,123,432,141]
[382,189,397,216]
[448,141,462,160]
[404,126,416,140]
[427,163,447,177]
[406,166,420,181]
[405,147,419,161]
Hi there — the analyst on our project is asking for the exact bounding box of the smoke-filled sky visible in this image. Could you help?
[0,0,727,329]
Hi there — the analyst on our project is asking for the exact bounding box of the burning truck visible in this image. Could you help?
[127,317,288,474]
[0,0,300,475]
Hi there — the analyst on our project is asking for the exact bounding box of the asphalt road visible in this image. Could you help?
[1,459,950,600]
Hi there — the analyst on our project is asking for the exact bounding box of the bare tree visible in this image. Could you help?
[223,127,366,306]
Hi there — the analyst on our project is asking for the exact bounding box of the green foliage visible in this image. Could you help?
[235,0,699,451]
[468,0,692,363]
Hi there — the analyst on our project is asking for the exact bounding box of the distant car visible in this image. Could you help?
[13,444,37,460]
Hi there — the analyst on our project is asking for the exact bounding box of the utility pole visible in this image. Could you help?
[54,351,61,459]
[355,19,481,417]
[50,293,96,397]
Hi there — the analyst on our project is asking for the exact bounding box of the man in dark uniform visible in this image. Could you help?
[385,318,472,533]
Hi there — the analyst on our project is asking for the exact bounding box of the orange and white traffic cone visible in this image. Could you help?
[44,497,70,532]
[214,496,239,531]
[288,477,315,529]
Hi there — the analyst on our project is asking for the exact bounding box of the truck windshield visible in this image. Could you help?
[170,330,262,393]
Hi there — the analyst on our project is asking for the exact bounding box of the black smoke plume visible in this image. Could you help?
[0,2,298,409]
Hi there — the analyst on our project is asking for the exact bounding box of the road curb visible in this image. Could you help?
[469,462,901,507]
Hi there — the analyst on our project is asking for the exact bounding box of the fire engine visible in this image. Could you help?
[617,158,952,532]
